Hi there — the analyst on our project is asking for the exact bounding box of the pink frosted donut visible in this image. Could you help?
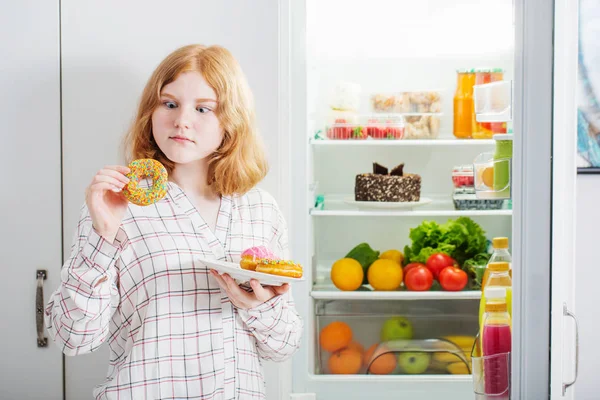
[240,246,276,271]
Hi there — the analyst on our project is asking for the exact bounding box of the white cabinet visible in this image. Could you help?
[0,1,62,399]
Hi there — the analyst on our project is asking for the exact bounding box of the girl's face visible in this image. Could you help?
[152,71,223,165]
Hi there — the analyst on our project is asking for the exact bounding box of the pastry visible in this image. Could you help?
[122,159,168,206]
[255,259,303,278]
[240,246,276,271]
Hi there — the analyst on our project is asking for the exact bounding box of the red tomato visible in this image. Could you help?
[426,253,458,280]
[403,262,425,276]
[404,266,433,291]
[439,266,468,291]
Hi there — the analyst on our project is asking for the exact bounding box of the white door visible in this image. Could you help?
[59,1,291,398]
[551,0,579,398]
[0,1,63,399]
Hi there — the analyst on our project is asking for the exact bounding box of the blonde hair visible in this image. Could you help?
[123,44,268,196]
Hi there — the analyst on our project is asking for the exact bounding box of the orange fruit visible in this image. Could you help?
[482,166,494,188]
[347,341,365,355]
[331,258,364,291]
[328,347,363,374]
[319,321,353,352]
[364,343,397,375]
[367,259,403,291]
[379,249,404,266]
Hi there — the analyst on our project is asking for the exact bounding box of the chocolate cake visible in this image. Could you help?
[355,162,421,202]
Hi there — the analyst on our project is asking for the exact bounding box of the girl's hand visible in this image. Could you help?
[85,165,131,243]
[210,270,289,310]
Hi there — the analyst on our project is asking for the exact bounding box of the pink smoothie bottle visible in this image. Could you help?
[482,286,511,399]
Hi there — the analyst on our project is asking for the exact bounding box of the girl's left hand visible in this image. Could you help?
[210,270,290,310]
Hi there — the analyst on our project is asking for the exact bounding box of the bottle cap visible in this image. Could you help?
[493,237,509,249]
[488,262,510,272]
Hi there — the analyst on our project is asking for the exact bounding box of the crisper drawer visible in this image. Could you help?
[315,299,478,376]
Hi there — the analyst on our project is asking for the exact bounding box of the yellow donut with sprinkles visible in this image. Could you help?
[122,159,169,206]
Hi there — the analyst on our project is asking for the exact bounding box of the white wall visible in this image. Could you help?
[575,175,600,398]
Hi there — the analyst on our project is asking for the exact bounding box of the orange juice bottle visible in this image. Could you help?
[453,69,475,139]
[479,261,513,336]
[472,68,493,139]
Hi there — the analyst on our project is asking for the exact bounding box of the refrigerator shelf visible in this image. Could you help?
[310,137,496,146]
[310,208,511,218]
[311,194,511,217]
[307,374,472,383]
[310,286,482,301]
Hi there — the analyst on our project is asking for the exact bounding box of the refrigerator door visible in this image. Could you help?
[548,0,579,398]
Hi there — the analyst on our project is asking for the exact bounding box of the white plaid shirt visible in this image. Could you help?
[45,182,303,399]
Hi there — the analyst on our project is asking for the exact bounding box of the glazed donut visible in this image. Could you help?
[122,159,169,206]
[255,259,303,278]
[240,246,276,271]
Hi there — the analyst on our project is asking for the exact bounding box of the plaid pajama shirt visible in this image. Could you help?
[45,182,303,399]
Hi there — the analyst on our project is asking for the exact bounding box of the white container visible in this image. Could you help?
[473,81,512,122]
[370,91,443,113]
[403,114,441,139]
[323,113,406,140]
[329,81,362,111]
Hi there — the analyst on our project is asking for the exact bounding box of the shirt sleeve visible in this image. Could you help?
[44,204,126,356]
[237,201,304,362]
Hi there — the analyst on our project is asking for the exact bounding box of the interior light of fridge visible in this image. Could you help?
[308,0,514,59]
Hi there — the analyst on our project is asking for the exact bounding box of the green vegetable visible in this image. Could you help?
[345,242,380,284]
[403,217,488,266]
[463,252,491,290]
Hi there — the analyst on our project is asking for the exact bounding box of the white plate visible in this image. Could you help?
[198,258,305,286]
[343,197,433,209]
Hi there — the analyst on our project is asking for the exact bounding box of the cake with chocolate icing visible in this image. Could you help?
[355,162,421,202]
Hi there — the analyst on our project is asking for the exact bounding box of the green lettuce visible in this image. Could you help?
[403,217,488,266]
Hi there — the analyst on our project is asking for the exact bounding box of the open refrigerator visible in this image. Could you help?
[286,0,579,399]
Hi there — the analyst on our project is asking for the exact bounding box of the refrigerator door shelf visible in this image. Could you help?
[474,80,513,123]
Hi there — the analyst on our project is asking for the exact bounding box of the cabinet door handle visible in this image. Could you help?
[36,269,48,348]
[562,303,579,395]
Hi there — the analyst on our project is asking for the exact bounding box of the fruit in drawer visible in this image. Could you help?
[446,361,470,375]
[345,243,380,284]
[330,258,364,291]
[432,350,471,364]
[364,344,397,375]
[380,316,413,341]
[379,249,404,266]
[328,347,363,374]
[398,352,432,374]
[319,321,353,352]
[367,259,403,291]
[442,335,476,350]
[347,341,365,355]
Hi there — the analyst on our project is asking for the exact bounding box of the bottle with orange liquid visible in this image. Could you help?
[453,69,476,139]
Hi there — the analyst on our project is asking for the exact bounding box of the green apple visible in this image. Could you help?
[380,316,413,342]
[398,352,431,374]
